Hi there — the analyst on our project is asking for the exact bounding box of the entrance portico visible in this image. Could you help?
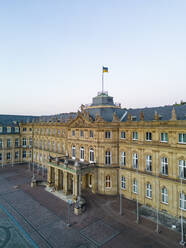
[47,156,96,201]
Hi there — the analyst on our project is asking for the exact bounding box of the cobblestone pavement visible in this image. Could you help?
[0,164,183,248]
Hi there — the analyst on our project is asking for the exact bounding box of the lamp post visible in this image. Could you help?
[180,169,185,246]
[66,199,72,227]
[136,164,139,224]
[119,163,123,215]
[156,161,159,233]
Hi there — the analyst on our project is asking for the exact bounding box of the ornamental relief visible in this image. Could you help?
[68,117,92,128]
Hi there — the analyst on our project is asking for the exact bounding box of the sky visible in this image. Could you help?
[0,0,186,115]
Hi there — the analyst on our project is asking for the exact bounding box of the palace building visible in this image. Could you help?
[1,91,186,220]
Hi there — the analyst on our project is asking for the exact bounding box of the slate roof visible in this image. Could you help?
[124,104,186,122]
[86,104,186,122]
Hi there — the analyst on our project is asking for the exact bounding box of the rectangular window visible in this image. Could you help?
[132,153,138,169]
[29,128,32,132]
[80,130,84,137]
[132,132,138,140]
[161,157,168,176]
[105,131,111,139]
[179,160,186,179]
[23,127,27,132]
[22,150,26,158]
[178,133,186,144]
[120,131,125,139]
[72,130,75,136]
[180,193,186,210]
[0,153,2,161]
[146,184,152,199]
[15,151,19,159]
[29,137,32,146]
[132,179,138,194]
[7,152,11,160]
[145,132,152,141]
[72,146,76,159]
[7,139,11,148]
[53,129,55,135]
[0,139,2,148]
[80,147,84,161]
[57,129,60,135]
[89,130,93,138]
[15,139,19,147]
[161,133,168,142]
[0,127,2,133]
[121,176,126,189]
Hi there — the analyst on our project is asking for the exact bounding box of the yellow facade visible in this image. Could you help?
[1,94,186,220]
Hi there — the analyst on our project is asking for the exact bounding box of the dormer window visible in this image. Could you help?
[7,127,11,133]
[131,116,136,121]
[15,127,19,133]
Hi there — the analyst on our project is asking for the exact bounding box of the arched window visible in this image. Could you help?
[132,153,138,169]
[22,137,26,147]
[132,179,137,194]
[146,155,152,172]
[121,176,125,189]
[72,146,76,159]
[146,183,152,198]
[161,157,168,176]
[161,187,168,204]
[80,147,84,161]
[120,152,126,166]
[105,175,111,188]
[105,151,111,165]
[89,148,94,163]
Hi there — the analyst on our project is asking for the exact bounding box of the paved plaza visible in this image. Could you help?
[0,164,183,248]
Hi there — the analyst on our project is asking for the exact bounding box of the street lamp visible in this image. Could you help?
[66,199,73,227]
[180,168,185,246]
[136,164,139,224]
[156,163,159,233]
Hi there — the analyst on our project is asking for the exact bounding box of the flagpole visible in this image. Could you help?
[102,69,104,93]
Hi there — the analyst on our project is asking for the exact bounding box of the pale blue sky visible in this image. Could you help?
[0,0,186,115]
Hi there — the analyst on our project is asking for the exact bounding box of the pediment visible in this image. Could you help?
[67,114,93,128]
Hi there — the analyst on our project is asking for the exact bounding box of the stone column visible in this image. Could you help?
[47,166,52,186]
[73,174,78,198]
[79,174,81,197]
[55,168,59,190]
[63,171,68,195]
